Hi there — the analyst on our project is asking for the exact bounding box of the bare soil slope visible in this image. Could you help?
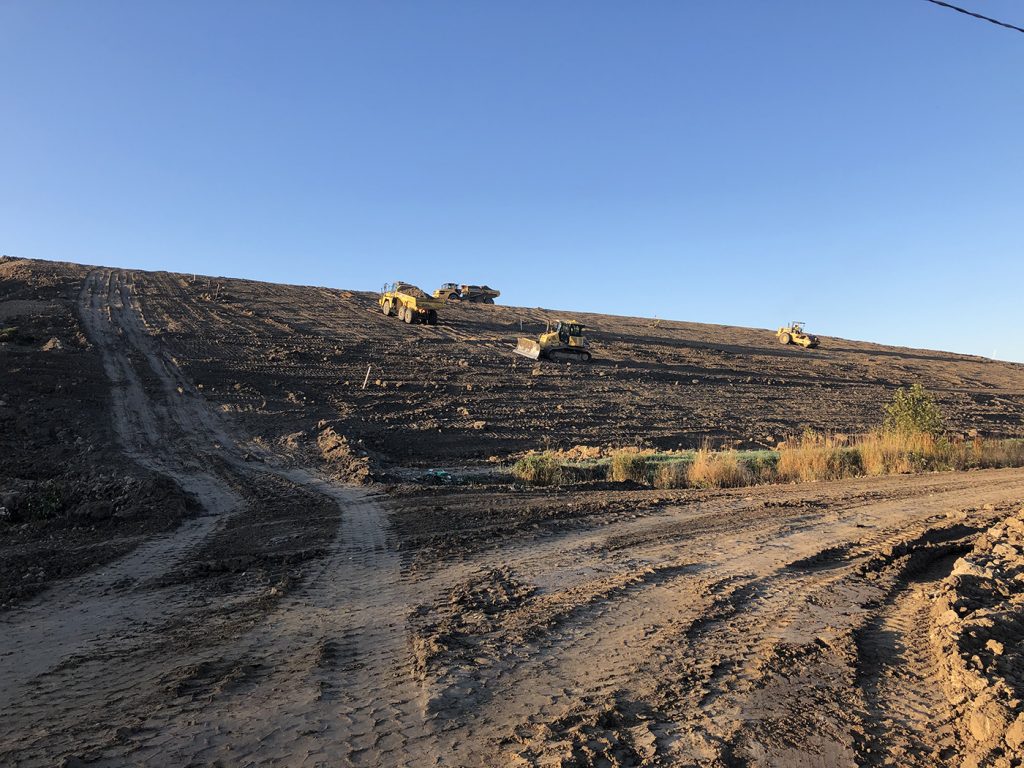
[18,259,1014,466]
[2,258,1024,767]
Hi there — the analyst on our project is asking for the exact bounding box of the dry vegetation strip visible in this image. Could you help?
[512,433,1024,490]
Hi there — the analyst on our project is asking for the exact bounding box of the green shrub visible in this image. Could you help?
[884,383,945,436]
[744,452,780,483]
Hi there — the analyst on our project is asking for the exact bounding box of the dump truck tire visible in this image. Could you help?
[404,307,414,324]
[382,300,392,316]
[428,310,438,325]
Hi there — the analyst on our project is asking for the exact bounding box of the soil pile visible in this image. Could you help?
[410,567,536,678]
[504,694,660,767]
[932,508,1024,767]
[315,422,374,483]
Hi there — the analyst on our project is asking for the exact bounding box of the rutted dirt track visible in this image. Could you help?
[2,260,1024,766]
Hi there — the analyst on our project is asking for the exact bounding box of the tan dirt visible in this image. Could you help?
[1,260,1023,766]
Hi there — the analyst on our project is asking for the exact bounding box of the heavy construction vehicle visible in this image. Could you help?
[379,282,443,325]
[433,283,500,303]
[514,319,592,362]
[776,321,819,348]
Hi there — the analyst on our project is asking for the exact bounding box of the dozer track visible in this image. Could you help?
[547,348,592,362]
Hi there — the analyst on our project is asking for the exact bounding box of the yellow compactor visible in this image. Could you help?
[514,320,592,362]
[776,321,819,348]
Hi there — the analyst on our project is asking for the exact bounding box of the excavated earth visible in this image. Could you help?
[2,257,1024,767]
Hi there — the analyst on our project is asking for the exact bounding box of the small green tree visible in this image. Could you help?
[884,383,945,436]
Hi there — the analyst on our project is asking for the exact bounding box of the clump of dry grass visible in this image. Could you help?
[515,434,1024,490]
[511,452,563,485]
[608,451,651,484]
[686,449,753,489]
[939,437,1024,471]
[857,430,936,476]
[777,432,862,482]
[974,438,1024,469]
[653,461,690,489]
[777,431,1024,482]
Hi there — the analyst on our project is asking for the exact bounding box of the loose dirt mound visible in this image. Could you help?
[315,421,374,483]
[932,507,1024,767]
[503,693,660,767]
[410,567,536,677]
[394,282,429,298]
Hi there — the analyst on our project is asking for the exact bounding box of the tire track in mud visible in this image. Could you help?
[114,481,440,768]
[429,566,714,765]
[1,269,436,766]
[0,270,250,762]
[407,492,1022,766]
[854,553,963,767]
[93,271,437,765]
[422,538,832,763]
[1,272,244,687]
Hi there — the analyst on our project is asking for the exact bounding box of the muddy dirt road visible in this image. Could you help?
[2,260,1024,766]
[5,457,1024,765]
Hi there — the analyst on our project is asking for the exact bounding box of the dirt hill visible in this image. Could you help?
[5,258,1022,467]
[4,257,1024,766]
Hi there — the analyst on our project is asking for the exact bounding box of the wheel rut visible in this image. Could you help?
[855,553,963,767]
[0,269,434,766]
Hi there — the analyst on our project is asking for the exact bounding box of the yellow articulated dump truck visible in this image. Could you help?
[514,319,592,362]
[433,283,501,304]
[379,282,443,325]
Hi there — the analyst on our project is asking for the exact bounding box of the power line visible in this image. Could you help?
[920,0,1024,35]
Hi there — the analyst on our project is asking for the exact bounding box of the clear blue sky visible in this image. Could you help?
[3,1,1023,361]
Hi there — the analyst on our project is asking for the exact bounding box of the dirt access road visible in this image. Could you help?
[2,261,1024,766]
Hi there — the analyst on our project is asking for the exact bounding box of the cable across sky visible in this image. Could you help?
[920,0,1024,35]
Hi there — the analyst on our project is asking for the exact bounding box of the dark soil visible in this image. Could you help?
[0,260,197,607]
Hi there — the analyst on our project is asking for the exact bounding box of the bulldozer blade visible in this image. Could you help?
[514,338,542,360]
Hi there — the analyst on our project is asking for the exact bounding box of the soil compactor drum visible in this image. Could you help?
[515,320,592,362]
[776,321,819,348]
[379,282,443,325]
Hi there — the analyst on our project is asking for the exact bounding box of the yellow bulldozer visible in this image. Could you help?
[514,319,592,362]
[776,321,819,348]
[379,282,443,325]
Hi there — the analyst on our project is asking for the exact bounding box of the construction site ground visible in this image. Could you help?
[2,257,1024,767]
